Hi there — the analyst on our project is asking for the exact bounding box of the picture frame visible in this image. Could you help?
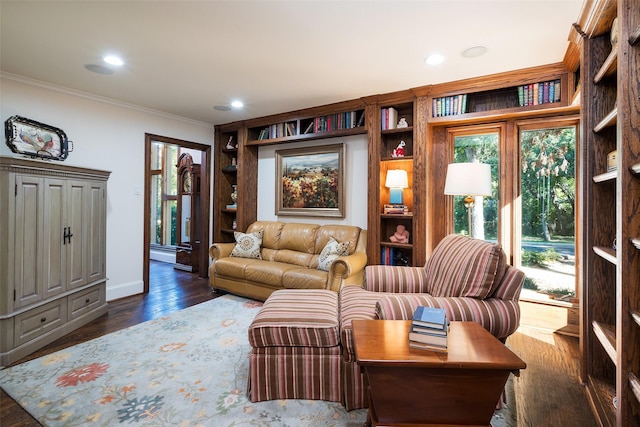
[4,115,71,161]
[276,143,345,217]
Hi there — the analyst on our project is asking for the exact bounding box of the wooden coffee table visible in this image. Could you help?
[352,320,526,427]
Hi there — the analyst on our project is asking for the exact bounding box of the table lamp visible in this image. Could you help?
[385,169,409,204]
[443,162,492,236]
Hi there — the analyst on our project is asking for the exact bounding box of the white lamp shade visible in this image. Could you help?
[444,162,492,196]
[385,169,409,188]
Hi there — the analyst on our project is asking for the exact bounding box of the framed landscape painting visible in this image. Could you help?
[276,144,345,217]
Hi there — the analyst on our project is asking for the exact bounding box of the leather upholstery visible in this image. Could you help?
[209,221,367,301]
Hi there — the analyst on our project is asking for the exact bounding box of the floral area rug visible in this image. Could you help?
[0,294,516,426]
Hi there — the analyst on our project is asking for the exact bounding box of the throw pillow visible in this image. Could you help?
[230,229,263,259]
[317,237,349,271]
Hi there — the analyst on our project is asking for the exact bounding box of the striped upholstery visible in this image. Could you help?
[338,285,380,410]
[247,289,342,403]
[248,346,342,403]
[364,264,429,293]
[338,236,526,410]
[373,270,524,340]
[425,234,506,299]
[339,285,380,363]
[246,236,525,411]
[248,289,340,348]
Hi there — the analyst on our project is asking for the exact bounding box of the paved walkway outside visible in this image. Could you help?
[520,258,575,295]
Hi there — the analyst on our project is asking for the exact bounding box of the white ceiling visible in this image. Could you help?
[1,0,584,126]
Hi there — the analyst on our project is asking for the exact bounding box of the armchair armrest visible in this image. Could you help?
[209,242,235,260]
[374,293,520,340]
[364,265,429,293]
[327,252,368,291]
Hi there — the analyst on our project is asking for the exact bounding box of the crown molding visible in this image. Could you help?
[1,72,214,129]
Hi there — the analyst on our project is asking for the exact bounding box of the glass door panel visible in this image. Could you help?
[519,126,576,299]
[453,133,499,241]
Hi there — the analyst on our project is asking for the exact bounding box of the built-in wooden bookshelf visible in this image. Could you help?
[245,103,365,146]
[366,96,427,267]
[213,123,258,244]
[579,0,640,425]
[425,65,572,123]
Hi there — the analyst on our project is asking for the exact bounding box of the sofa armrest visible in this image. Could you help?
[327,252,367,292]
[209,242,235,261]
[363,265,429,293]
[374,293,520,340]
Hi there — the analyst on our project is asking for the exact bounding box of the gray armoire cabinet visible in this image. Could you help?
[0,157,110,366]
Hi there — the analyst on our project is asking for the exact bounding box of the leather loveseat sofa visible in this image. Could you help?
[209,221,368,301]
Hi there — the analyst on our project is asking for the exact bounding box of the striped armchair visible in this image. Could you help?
[340,234,525,410]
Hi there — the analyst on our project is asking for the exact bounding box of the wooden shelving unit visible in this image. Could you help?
[244,102,366,146]
[579,0,640,425]
[213,123,258,244]
[425,65,573,124]
[366,97,427,267]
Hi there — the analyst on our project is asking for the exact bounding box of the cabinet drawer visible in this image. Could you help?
[15,299,67,347]
[69,285,105,320]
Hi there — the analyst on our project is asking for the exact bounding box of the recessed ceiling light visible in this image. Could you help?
[84,64,114,75]
[214,105,231,111]
[461,46,488,58]
[425,53,445,65]
[230,100,244,109]
[103,55,124,66]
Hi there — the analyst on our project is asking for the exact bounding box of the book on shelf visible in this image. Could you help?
[381,107,398,130]
[381,247,409,266]
[383,203,407,214]
[517,79,561,106]
[412,306,448,331]
[432,94,468,117]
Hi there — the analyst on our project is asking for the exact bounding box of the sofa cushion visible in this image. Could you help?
[279,223,319,253]
[425,234,506,299]
[317,237,350,271]
[231,229,263,259]
[248,289,340,348]
[282,268,328,289]
[339,285,380,362]
[244,261,299,287]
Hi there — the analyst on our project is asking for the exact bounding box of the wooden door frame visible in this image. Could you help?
[143,133,211,293]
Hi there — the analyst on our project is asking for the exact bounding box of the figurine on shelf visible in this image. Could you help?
[389,224,410,244]
[391,140,406,158]
[397,117,408,128]
[226,135,237,150]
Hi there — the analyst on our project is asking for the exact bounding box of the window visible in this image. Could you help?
[448,125,502,241]
[445,118,578,299]
[150,141,179,247]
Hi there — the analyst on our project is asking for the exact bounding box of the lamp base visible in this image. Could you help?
[389,188,404,204]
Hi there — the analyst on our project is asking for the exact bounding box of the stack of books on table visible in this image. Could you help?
[408,306,449,352]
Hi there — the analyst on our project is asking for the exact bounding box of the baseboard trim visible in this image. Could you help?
[106,280,144,301]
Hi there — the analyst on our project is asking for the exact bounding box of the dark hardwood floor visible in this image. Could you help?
[1,261,597,426]
[0,260,216,427]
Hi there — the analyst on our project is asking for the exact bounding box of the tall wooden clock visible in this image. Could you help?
[175,153,201,272]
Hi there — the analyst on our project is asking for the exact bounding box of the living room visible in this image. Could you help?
[1,0,639,426]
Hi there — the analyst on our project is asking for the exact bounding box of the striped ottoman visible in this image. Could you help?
[247,289,342,403]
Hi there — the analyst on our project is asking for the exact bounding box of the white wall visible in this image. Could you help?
[257,134,368,229]
[1,75,214,301]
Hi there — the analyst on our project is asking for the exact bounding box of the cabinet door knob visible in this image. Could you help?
[40,317,47,323]
[85,298,91,304]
